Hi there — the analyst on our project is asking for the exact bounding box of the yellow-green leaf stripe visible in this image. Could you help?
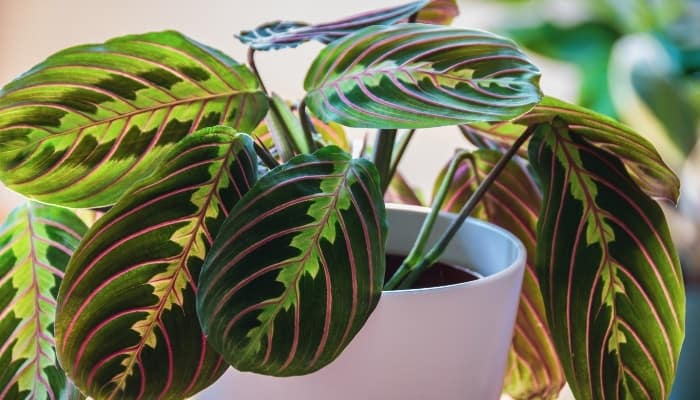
[55,127,258,399]
[197,146,387,376]
[0,31,267,208]
[0,202,87,400]
[529,122,684,399]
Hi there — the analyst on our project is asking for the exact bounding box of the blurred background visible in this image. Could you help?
[1,0,698,398]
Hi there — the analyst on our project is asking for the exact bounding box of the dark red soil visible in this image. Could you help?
[385,254,479,289]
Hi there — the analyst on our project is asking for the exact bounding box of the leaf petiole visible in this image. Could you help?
[390,124,536,290]
[373,129,398,193]
[384,148,471,290]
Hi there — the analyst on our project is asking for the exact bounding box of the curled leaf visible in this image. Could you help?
[237,1,429,50]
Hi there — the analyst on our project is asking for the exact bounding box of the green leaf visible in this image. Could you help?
[304,23,542,129]
[270,93,312,154]
[254,108,351,151]
[55,127,258,399]
[0,202,87,400]
[263,94,301,161]
[435,150,564,399]
[528,122,685,399]
[197,146,386,376]
[460,121,529,156]
[311,117,350,151]
[0,31,268,208]
[236,0,429,51]
[466,96,680,203]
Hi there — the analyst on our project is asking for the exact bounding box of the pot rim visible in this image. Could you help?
[382,204,526,296]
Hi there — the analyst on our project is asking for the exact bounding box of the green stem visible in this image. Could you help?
[373,129,397,193]
[248,48,300,162]
[391,124,536,290]
[387,129,415,184]
[247,48,268,94]
[254,138,279,169]
[298,98,318,152]
[384,149,471,290]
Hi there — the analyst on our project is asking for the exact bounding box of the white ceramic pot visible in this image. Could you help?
[197,204,526,400]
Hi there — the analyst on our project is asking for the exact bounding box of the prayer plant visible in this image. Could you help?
[0,1,685,399]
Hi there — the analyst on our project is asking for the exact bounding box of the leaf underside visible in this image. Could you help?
[0,202,87,400]
[0,30,267,208]
[529,122,684,399]
[236,0,429,51]
[197,146,386,377]
[436,150,564,399]
[304,23,542,129]
[55,127,258,399]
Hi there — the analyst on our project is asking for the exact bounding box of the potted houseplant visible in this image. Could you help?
[0,1,685,399]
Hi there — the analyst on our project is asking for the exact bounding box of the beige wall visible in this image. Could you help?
[0,0,576,220]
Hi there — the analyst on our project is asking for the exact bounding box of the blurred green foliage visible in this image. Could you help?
[494,0,699,166]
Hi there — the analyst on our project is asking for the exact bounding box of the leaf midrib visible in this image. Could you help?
[107,142,238,397]
[0,90,256,156]
[0,206,60,399]
[556,134,626,398]
[241,163,351,370]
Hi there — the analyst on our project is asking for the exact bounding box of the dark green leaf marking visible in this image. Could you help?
[529,122,684,399]
[197,146,386,376]
[305,23,541,128]
[0,202,87,400]
[55,127,258,399]
[526,96,679,203]
[0,31,267,208]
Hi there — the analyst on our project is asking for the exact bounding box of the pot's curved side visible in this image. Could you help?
[197,204,526,400]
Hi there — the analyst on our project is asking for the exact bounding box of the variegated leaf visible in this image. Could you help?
[0,202,87,400]
[55,127,258,399]
[464,96,680,203]
[529,122,685,399]
[304,23,542,129]
[197,146,386,376]
[236,0,429,50]
[436,150,564,399]
[0,31,267,208]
